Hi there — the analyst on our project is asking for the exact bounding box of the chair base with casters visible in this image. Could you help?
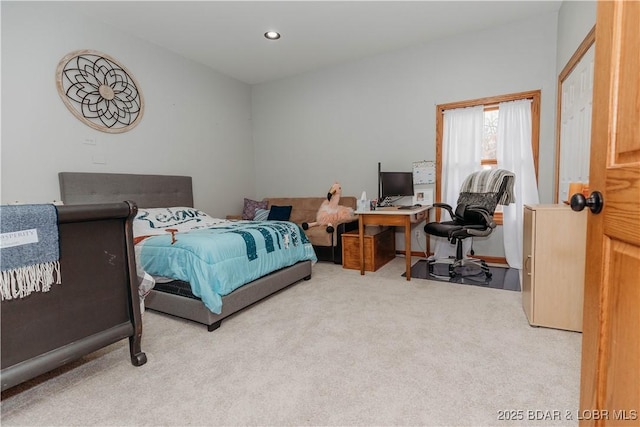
[426,249,493,279]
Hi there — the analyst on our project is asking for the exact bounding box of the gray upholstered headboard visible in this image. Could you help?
[59,172,194,208]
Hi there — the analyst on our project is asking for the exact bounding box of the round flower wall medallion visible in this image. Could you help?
[56,50,144,133]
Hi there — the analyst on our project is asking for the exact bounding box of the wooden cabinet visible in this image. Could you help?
[342,227,395,272]
[522,204,587,332]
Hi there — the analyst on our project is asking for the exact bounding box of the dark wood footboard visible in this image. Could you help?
[1,202,146,392]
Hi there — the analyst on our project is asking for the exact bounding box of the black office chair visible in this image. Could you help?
[424,169,515,278]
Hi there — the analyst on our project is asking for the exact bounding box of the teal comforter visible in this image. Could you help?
[136,221,317,314]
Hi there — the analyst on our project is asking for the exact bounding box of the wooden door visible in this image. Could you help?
[579,1,640,425]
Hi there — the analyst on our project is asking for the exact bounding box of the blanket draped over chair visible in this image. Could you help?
[459,169,516,205]
[0,204,61,301]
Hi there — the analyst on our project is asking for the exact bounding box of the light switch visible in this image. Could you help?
[91,140,107,164]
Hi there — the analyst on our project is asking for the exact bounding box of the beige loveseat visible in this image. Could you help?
[231,196,359,264]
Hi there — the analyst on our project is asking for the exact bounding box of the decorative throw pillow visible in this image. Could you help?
[242,198,267,220]
[253,208,270,221]
[267,205,293,221]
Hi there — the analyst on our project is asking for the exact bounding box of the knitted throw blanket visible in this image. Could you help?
[0,204,61,300]
[459,169,515,205]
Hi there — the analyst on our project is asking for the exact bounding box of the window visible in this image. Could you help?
[435,90,540,224]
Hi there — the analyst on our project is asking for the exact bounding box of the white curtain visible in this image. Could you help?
[497,99,539,269]
[434,106,483,259]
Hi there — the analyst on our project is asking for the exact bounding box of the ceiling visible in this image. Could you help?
[73,1,562,85]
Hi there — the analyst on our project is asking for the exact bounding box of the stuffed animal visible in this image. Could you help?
[302,182,357,233]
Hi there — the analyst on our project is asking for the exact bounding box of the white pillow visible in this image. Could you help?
[134,207,225,238]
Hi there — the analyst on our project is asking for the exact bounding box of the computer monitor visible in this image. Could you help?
[380,172,414,198]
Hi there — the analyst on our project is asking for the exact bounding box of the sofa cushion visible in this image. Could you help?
[265,198,322,224]
[265,197,357,225]
[302,226,335,246]
[264,196,357,248]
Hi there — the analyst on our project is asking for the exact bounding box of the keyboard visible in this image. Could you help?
[397,205,419,210]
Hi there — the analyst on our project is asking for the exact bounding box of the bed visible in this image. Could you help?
[1,202,146,391]
[58,172,314,331]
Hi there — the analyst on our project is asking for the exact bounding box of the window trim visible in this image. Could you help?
[434,90,541,224]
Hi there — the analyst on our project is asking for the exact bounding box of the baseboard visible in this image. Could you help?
[395,250,430,258]
[473,255,508,265]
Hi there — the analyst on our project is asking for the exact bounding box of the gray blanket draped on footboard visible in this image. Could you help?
[0,202,147,392]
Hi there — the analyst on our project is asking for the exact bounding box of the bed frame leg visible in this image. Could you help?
[128,336,148,366]
[207,320,222,332]
[304,275,311,281]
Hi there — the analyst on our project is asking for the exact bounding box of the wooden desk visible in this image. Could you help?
[355,205,431,280]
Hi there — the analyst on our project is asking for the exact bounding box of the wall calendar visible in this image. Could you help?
[412,160,435,185]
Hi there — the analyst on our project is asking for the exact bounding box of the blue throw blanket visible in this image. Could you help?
[136,220,317,314]
[0,204,61,300]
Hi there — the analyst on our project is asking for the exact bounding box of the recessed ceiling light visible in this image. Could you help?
[264,31,281,40]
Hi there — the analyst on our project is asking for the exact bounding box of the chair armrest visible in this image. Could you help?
[432,202,454,219]
[466,206,496,229]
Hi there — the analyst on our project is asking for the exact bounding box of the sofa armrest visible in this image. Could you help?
[306,218,358,264]
[335,219,359,235]
[330,219,359,264]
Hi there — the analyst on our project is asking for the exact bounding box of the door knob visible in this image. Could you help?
[570,191,604,214]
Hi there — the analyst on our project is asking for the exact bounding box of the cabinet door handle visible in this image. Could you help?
[525,255,532,275]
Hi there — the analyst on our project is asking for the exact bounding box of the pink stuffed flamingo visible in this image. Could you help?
[302,182,357,233]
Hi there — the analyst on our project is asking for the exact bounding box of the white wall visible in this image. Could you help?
[2,3,581,259]
[556,0,597,74]
[251,12,559,255]
[0,2,254,217]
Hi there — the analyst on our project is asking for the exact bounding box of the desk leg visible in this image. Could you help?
[404,216,411,281]
[359,217,365,275]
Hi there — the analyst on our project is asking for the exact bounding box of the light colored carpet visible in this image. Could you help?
[1,257,582,426]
